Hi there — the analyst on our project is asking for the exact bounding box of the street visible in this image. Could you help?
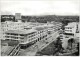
[19,31,59,56]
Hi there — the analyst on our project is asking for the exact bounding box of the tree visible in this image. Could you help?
[54,37,63,51]
[68,38,75,49]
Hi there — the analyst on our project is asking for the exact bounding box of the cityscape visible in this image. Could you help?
[0,13,79,56]
[0,0,80,56]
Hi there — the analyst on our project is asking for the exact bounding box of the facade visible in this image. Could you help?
[64,22,78,35]
[1,21,24,40]
[4,22,62,48]
[15,13,21,22]
[5,28,48,48]
[15,13,21,19]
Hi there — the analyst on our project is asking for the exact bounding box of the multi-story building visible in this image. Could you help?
[64,22,78,35]
[1,13,23,40]
[5,28,48,49]
[1,21,24,40]
[5,22,62,49]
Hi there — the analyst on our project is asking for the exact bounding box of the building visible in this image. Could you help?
[1,21,24,40]
[64,22,78,35]
[15,13,21,22]
[1,13,23,40]
[5,22,62,49]
[5,28,48,49]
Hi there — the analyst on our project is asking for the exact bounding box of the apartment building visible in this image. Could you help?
[64,22,78,35]
[5,22,62,49]
[5,28,48,48]
[1,21,24,40]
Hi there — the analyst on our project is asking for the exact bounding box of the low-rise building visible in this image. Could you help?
[64,22,78,36]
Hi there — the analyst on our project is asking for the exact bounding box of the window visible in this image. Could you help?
[70,27,72,29]
[20,34,24,36]
[38,38,39,41]
[20,38,24,39]
[40,37,41,40]
[15,37,18,39]
[65,30,69,31]
[70,30,72,32]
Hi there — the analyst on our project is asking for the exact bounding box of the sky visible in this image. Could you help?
[1,0,80,16]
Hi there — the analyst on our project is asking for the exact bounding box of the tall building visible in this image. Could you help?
[15,13,21,22]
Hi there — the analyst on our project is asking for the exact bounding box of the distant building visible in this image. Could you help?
[64,22,78,35]
[1,15,15,22]
[15,13,21,22]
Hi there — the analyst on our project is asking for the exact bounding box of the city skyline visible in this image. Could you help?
[1,0,80,16]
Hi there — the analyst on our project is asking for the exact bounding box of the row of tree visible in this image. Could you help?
[1,15,79,22]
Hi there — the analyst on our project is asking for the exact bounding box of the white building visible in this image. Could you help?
[4,22,62,49]
[64,22,78,35]
[1,21,24,40]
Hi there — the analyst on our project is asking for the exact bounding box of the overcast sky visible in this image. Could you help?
[1,0,80,15]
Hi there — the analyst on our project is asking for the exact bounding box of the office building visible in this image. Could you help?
[5,22,62,48]
[1,21,24,40]
[64,22,78,35]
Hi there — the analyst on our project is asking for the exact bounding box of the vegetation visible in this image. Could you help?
[1,15,15,22]
[22,15,79,23]
[68,38,75,49]
[1,15,79,23]
[36,37,63,56]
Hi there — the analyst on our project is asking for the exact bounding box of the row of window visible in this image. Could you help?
[29,35,47,42]
[5,36,24,40]
[2,27,23,31]
[65,30,72,32]
[27,30,47,38]
[65,27,72,29]
[2,25,23,27]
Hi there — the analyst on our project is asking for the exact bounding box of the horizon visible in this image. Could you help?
[1,14,80,16]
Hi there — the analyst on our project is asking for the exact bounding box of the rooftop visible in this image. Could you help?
[35,27,45,31]
[5,29,37,35]
[65,22,77,27]
[34,24,54,31]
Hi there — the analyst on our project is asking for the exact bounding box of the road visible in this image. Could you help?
[19,31,59,56]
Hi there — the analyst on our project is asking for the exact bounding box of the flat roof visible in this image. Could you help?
[35,27,45,31]
[34,24,54,31]
[5,29,37,35]
[65,22,77,27]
